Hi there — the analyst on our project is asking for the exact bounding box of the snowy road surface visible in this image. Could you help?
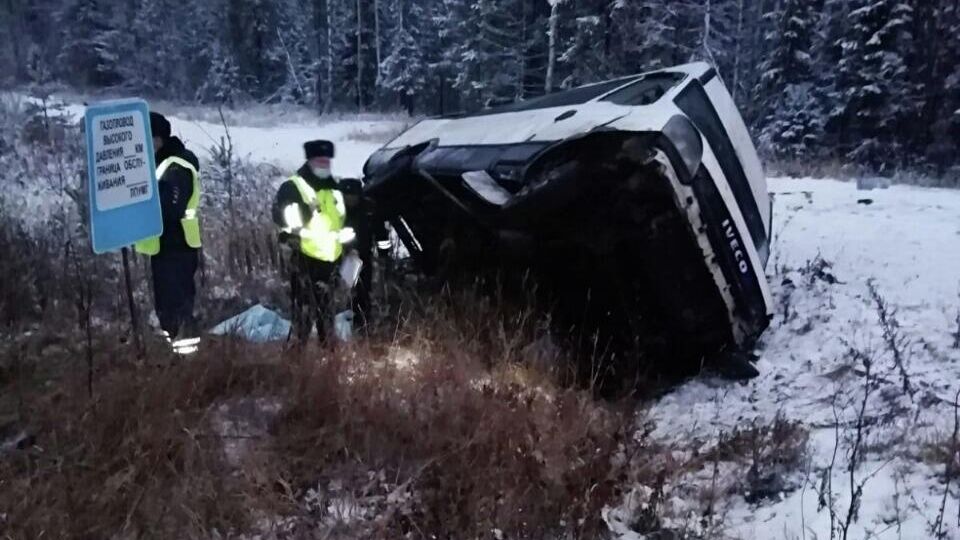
[8,94,406,230]
[23,94,405,178]
[615,178,960,539]
[162,114,401,179]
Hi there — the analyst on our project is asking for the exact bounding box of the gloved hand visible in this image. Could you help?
[338,227,357,244]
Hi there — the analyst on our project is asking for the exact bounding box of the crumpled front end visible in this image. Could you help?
[363,64,773,382]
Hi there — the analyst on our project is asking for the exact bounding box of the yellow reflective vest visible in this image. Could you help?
[282,175,346,262]
[134,156,201,256]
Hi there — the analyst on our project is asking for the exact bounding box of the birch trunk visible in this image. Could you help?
[356,0,363,111]
[545,0,560,93]
[374,0,382,86]
[326,0,333,113]
[732,0,744,101]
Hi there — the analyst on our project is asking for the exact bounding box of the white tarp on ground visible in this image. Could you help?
[210,304,356,344]
[209,304,291,343]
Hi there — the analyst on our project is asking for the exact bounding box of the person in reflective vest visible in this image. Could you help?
[134,112,202,354]
[272,140,355,344]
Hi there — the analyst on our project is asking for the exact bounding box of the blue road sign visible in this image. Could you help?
[84,99,162,254]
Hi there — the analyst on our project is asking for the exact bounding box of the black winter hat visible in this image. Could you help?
[304,140,335,159]
[150,112,171,140]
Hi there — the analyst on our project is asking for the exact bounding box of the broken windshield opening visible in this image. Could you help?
[600,73,687,106]
[467,76,644,116]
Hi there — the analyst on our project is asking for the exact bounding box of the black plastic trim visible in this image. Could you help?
[412,143,549,178]
[674,81,768,257]
[690,168,769,334]
[699,68,717,85]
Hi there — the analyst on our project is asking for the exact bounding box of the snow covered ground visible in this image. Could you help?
[16,93,408,177]
[9,93,960,537]
[622,178,960,539]
[159,113,405,179]
[4,92,408,232]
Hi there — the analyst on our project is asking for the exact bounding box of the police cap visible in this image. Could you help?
[304,140,335,159]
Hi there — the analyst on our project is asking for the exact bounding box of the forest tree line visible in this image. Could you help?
[1,0,959,176]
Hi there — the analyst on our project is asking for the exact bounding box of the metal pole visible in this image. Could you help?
[121,247,145,358]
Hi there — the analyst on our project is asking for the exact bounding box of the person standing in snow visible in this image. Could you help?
[134,112,203,354]
[273,140,355,344]
[338,177,390,331]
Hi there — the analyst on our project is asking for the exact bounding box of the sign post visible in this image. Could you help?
[84,99,162,254]
[84,99,160,358]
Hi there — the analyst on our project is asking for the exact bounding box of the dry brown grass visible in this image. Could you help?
[0,341,284,538]
[705,414,809,503]
[274,342,626,537]
[0,291,636,539]
[0,94,820,539]
[0,279,820,539]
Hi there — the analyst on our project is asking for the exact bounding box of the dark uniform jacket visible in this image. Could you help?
[339,178,388,255]
[156,136,200,253]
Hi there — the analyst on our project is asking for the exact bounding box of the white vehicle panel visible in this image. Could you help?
[606,103,680,134]
[520,104,630,142]
[384,63,713,150]
[699,146,775,316]
[363,60,775,363]
[389,103,634,148]
[703,77,770,234]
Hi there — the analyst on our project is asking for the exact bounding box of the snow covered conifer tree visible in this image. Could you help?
[904,0,960,172]
[380,0,427,113]
[56,0,129,88]
[608,1,683,74]
[556,2,611,88]
[444,0,526,108]
[755,0,824,160]
[129,0,186,96]
[274,0,318,105]
[832,0,915,170]
[694,0,739,77]
[4,0,958,179]
[196,43,242,105]
[223,0,288,101]
[331,0,377,110]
